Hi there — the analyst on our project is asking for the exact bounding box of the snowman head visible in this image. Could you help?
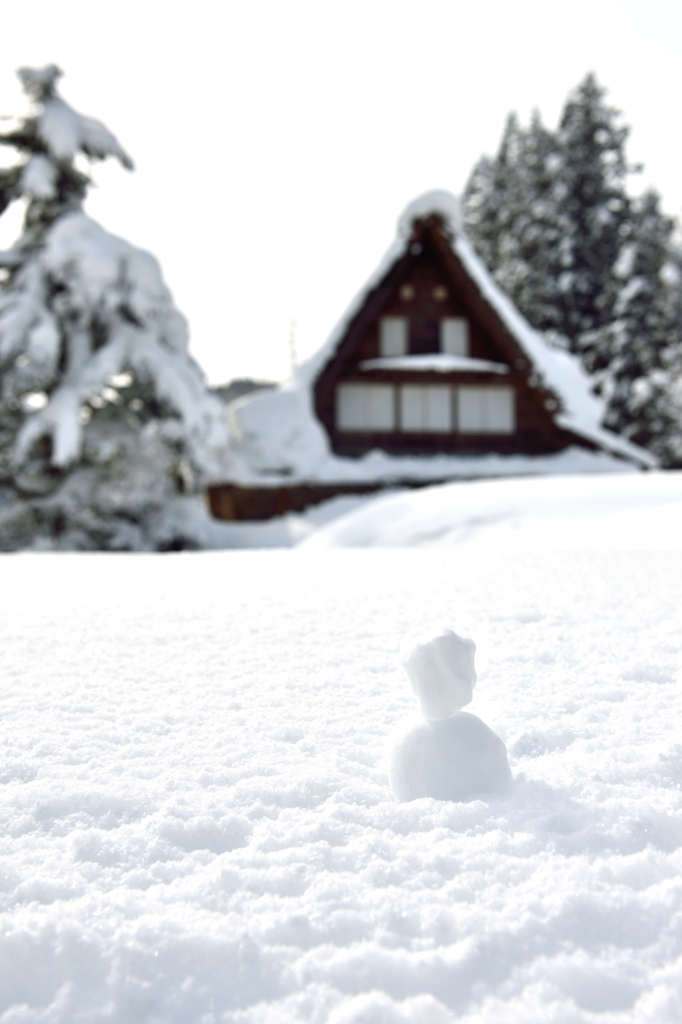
[402,629,476,721]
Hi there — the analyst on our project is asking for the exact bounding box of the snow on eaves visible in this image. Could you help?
[450,229,656,468]
[359,354,510,374]
[226,190,656,484]
[401,192,655,468]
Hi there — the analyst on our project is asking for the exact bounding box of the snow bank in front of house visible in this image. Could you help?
[204,468,682,551]
[301,469,682,549]
[226,383,329,478]
[2,548,682,1022]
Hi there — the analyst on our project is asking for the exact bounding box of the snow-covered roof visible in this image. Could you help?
[225,191,656,485]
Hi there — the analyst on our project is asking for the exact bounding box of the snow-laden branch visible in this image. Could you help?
[37,96,133,170]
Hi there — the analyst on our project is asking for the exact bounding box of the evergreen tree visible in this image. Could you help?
[463,113,519,276]
[554,73,632,361]
[464,111,563,337]
[0,66,228,550]
[594,190,682,462]
[463,72,682,464]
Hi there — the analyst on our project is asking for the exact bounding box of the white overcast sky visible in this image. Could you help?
[1,0,681,383]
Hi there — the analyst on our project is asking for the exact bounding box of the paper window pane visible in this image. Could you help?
[380,317,408,357]
[486,387,515,433]
[399,386,422,431]
[336,384,395,431]
[400,386,452,432]
[368,385,395,429]
[440,318,469,356]
[458,387,485,432]
[458,387,515,433]
[425,386,452,431]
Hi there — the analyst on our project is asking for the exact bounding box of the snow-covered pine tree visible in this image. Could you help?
[0,66,229,550]
[463,113,520,286]
[593,190,682,463]
[464,72,682,465]
[554,73,632,364]
[463,111,564,337]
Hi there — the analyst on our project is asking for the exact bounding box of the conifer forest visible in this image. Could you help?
[464,73,682,465]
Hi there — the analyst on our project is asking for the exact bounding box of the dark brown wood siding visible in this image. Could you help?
[314,217,575,459]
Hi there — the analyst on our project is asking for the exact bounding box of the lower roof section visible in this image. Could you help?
[209,445,643,521]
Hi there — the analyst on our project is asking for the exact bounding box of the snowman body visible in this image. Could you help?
[387,710,511,802]
[387,630,511,802]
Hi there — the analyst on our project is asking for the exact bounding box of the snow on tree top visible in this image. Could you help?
[15,64,133,170]
[17,65,62,97]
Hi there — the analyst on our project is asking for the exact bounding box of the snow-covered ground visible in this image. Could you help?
[300,470,682,549]
[2,528,682,1021]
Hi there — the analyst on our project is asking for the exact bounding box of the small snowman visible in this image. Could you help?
[386,629,511,802]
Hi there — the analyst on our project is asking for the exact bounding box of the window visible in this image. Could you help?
[336,383,395,431]
[457,387,515,433]
[400,385,452,433]
[336,382,516,435]
[440,318,469,357]
[379,317,408,357]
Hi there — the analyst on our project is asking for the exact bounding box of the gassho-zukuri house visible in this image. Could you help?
[208,191,655,521]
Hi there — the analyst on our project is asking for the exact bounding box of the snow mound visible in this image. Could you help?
[301,470,682,549]
[227,384,329,477]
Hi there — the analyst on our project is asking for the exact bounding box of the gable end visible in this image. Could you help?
[314,216,588,458]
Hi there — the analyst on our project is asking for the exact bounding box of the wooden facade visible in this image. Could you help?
[314,213,588,459]
[209,480,414,522]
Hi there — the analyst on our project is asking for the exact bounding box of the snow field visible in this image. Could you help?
[1,548,682,1022]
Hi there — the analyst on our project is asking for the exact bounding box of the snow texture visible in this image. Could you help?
[226,191,655,489]
[2,545,682,1022]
